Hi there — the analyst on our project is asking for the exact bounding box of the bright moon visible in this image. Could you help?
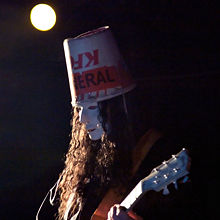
[30,4,56,31]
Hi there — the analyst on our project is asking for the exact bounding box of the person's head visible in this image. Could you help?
[63,25,135,141]
[58,26,135,220]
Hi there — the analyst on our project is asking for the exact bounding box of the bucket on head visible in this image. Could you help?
[63,26,135,106]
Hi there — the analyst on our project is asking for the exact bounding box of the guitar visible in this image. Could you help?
[120,148,190,210]
[92,148,190,219]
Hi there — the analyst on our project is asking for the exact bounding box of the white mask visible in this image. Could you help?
[77,102,104,140]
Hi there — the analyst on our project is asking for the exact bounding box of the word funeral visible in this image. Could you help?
[71,49,120,94]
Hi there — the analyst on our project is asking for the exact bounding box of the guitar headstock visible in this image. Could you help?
[141,148,190,193]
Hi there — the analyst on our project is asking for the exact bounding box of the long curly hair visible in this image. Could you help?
[57,95,134,220]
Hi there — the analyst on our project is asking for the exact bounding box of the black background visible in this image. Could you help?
[0,0,219,219]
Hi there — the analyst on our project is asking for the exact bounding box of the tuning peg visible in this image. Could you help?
[162,186,170,195]
[162,161,168,165]
[173,181,178,190]
[172,155,177,159]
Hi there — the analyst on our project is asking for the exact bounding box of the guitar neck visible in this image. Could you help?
[120,180,146,210]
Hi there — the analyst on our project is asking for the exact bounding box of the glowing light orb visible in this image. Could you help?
[30,4,56,31]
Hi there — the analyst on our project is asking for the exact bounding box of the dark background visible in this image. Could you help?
[0,0,219,219]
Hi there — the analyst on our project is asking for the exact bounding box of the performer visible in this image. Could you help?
[57,26,194,220]
[57,26,139,220]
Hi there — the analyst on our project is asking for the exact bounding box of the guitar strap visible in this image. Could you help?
[91,128,162,220]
